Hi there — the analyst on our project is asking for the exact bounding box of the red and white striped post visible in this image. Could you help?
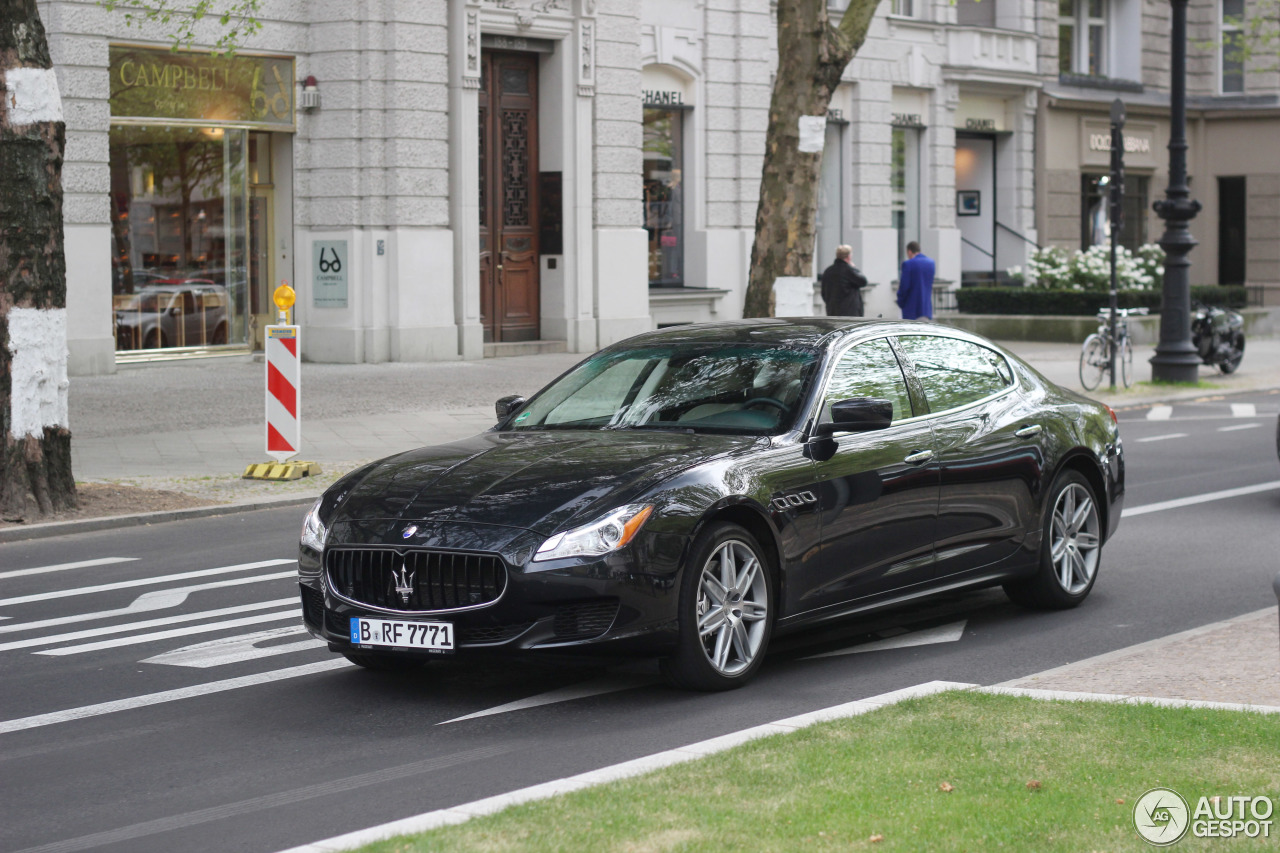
[265,283,300,463]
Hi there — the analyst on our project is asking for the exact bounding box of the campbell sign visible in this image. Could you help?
[109,45,295,129]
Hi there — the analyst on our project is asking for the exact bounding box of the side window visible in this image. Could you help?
[823,338,914,423]
[897,335,1012,413]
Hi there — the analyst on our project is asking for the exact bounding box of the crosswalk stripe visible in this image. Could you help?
[1136,433,1188,443]
[141,627,324,668]
[0,572,298,635]
[0,559,295,607]
[1146,405,1173,420]
[0,598,296,652]
[1231,403,1257,417]
[1123,480,1280,517]
[0,659,353,735]
[35,611,302,656]
[0,558,138,582]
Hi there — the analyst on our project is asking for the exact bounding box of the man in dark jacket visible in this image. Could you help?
[820,245,867,316]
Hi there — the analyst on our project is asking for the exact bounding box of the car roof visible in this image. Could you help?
[610,318,947,351]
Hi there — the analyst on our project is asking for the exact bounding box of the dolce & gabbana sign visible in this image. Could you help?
[109,45,296,129]
[1081,117,1158,168]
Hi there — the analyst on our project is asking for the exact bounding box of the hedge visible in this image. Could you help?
[955,285,1247,316]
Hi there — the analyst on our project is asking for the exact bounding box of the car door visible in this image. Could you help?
[894,334,1047,578]
[787,336,939,615]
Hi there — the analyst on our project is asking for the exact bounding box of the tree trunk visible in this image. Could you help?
[742,0,881,318]
[1,0,76,520]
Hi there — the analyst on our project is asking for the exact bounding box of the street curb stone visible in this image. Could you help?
[0,496,315,544]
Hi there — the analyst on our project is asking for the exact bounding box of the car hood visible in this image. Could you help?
[330,429,760,535]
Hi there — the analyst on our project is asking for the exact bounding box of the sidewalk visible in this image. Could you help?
[66,335,1280,490]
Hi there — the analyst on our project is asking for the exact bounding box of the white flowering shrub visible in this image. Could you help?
[1011,243,1164,291]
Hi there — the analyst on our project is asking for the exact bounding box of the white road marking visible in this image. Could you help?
[0,557,138,582]
[0,598,296,652]
[0,659,352,735]
[1136,433,1189,443]
[1231,403,1257,417]
[1218,423,1261,432]
[1146,405,1173,420]
[801,620,967,660]
[141,626,325,668]
[277,681,975,853]
[35,611,302,656]
[0,572,298,635]
[438,675,658,725]
[0,559,295,607]
[1123,480,1280,517]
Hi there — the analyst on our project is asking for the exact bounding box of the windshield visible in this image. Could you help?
[505,343,820,434]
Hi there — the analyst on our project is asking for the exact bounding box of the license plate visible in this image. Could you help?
[350,617,454,652]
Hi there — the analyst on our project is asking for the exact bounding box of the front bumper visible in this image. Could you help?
[298,524,688,660]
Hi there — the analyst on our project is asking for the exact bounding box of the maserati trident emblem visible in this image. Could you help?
[390,564,415,606]
[402,524,418,539]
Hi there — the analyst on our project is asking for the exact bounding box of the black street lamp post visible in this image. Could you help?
[1150,0,1203,383]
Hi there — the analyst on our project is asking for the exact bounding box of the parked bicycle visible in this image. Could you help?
[1079,307,1148,391]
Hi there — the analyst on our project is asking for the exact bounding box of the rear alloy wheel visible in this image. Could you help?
[661,523,774,691]
[1004,469,1102,609]
[1219,334,1244,374]
[341,651,428,672]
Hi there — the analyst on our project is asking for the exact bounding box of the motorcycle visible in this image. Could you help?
[1191,302,1246,374]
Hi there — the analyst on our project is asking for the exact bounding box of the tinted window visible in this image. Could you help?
[823,338,913,423]
[509,343,819,434]
[897,335,1012,413]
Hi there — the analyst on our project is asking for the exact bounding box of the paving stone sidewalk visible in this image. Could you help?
[1002,608,1280,709]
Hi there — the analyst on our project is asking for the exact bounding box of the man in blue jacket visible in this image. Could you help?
[897,241,935,320]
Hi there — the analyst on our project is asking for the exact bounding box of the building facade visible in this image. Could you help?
[37,0,1278,377]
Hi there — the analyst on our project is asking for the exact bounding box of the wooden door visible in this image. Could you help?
[479,51,540,343]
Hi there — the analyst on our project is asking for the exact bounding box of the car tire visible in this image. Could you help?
[144,330,165,350]
[660,522,774,691]
[1004,469,1102,610]
[341,651,428,672]
[211,323,227,345]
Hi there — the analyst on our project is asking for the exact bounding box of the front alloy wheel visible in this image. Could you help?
[662,523,774,690]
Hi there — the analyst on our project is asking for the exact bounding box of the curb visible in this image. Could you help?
[0,495,316,544]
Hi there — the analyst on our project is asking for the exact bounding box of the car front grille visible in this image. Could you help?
[553,600,620,641]
[325,548,507,612]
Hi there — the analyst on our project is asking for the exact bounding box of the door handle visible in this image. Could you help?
[1015,424,1043,438]
[904,449,934,465]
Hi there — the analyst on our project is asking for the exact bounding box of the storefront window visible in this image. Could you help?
[891,127,923,268]
[1081,173,1147,252]
[643,108,685,287]
[110,125,248,350]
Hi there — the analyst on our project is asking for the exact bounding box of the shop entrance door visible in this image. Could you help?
[955,134,996,285]
[478,51,540,343]
[249,187,274,350]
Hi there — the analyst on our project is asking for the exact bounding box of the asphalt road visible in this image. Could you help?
[2,390,1278,853]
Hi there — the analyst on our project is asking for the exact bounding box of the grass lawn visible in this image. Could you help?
[355,691,1280,853]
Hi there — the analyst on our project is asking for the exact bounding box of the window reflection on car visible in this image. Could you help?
[504,344,820,434]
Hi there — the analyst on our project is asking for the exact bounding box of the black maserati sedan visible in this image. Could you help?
[298,319,1124,690]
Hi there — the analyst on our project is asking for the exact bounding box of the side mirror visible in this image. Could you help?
[813,397,894,437]
[495,395,526,422]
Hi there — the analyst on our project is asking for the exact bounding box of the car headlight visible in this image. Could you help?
[533,504,654,562]
[300,498,328,553]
